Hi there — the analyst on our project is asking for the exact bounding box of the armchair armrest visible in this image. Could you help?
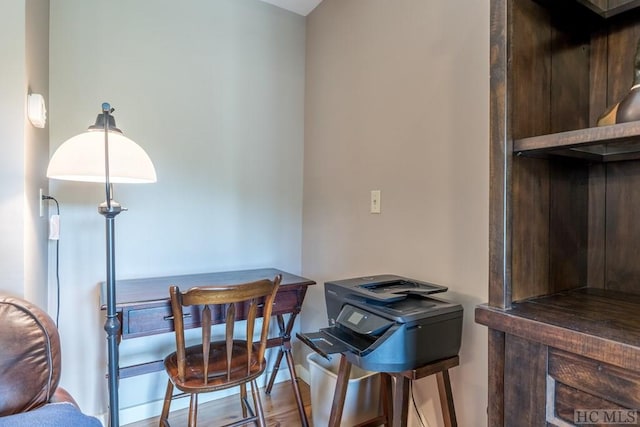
[49,387,79,408]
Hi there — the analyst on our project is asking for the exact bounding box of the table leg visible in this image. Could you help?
[265,313,309,427]
[265,315,287,394]
[264,349,285,392]
[328,354,352,427]
[284,344,309,426]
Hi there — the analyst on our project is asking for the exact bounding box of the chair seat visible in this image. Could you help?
[164,341,266,394]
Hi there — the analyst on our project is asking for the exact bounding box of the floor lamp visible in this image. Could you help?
[46,103,157,427]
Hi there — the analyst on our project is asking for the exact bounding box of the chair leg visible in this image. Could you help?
[188,394,198,427]
[240,383,248,418]
[251,379,266,427]
[159,380,174,427]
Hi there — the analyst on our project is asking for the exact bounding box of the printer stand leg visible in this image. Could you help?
[436,369,457,427]
[392,375,410,426]
[381,373,393,424]
[354,373,393,427]
[328,354,352,427]
[358,356,460,427]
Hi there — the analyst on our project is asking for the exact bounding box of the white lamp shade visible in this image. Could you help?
[47,130,157,183]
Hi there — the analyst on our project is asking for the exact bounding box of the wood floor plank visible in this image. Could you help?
[124,380,313,427]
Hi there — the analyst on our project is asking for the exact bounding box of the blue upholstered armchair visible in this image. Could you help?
[0,295,102,427]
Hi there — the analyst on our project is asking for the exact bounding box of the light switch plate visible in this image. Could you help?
[370,190,381,214]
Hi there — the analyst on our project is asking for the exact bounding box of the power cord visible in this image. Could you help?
[42,195,60,326]
[411,380,430,427]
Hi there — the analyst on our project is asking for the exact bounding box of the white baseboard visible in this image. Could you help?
[297,362,310,385]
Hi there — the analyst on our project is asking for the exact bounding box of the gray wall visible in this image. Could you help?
[302,1,489,425]
[0,1,26,298]
[25,0,50,308]
[49,0,305,421]
[0,0,50,307]
[0,0,492,424]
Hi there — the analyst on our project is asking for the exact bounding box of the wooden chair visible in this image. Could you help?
[159,274,282,427]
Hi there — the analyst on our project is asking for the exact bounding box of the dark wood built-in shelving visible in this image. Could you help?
[476,0,640,425]
[514,122,640,162]
[576,0,640,17]
[477,288,640,369]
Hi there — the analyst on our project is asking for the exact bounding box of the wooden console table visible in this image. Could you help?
[99,267,315,426]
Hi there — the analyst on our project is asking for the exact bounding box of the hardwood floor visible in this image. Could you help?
[124,380,313,427]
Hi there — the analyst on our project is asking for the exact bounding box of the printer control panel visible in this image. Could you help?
[336,304,394,336]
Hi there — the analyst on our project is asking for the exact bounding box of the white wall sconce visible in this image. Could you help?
[27,93,47,128]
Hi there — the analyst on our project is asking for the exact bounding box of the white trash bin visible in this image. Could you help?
[307,352,380,426]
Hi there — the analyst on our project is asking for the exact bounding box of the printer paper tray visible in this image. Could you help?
[296,331,352,360]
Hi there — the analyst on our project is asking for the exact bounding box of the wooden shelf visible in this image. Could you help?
[576,0,640,18]
[475,288,640,370]
[514,121,640,162]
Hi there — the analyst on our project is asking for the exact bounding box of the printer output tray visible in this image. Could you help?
[296,326,376,360]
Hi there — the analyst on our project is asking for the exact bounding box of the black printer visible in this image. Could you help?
[298,275,463,372]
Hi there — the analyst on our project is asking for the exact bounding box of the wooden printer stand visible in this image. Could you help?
[328,354,459,427]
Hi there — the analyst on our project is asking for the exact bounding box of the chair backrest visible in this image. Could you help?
[169,274,282,384]
[0,295,61,416]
